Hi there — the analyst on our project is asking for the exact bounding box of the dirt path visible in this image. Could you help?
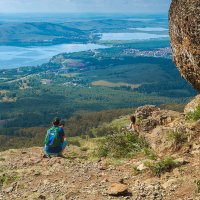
[0,146,200,200]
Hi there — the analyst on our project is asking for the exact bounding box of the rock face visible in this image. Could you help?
[169,0,200,91]
[184,94,200,114]
[135,105,181,133]
[135,105,160,120]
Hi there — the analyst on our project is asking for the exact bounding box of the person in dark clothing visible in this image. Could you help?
[44,117,67,157]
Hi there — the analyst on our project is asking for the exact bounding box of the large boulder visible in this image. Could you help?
[136,106,181,132]
[169,0,200,91]
[140,119,159,132]
[135,105,160,120]
[144,126,174,154]
[152,110,181,126]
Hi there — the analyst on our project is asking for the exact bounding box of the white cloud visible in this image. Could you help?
[0,0,171,14]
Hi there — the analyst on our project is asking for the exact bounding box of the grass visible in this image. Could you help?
[0,157,5,161]
[195,180,200,193]
[104,158,125,167]
[145,157,177,177]
[143,148,157,160]
[132,165,143,175]
[167,131,188,148]
[96,127,149,158]
[186,105,200,121]
[68,137,81,147]
[80,147,89,152]
[0,174,19,188]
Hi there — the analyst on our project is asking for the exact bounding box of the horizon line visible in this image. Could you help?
[0,12,168,15]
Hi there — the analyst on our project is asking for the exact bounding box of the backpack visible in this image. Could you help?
[45,127,61,147]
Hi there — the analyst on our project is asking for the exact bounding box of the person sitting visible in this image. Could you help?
[43,117,67,158]
[128,115,138,132]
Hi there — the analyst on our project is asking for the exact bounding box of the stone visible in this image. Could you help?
[195,120,200,134]
[143,126,174,153]
[175,158,189,166]
[4,186,14,193]
[169,0,200,91]
[162,179,179,189]
[137,163,148,171]
[193,143,200,150]
[152,110,181,125]
[172,168,181,177]
[107,183,129,196]
[38,195,46,200]
[140,119,159,132]
[98,165,107,170]
[135,105,160,120]
[34,171,41,176]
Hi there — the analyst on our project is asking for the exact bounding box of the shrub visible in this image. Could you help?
[0,174,18,189]
[167,131,187,147]
[68,138,81,147]
[143,148,157,160]
[195,180,200,193]
[145,157,177,177]
[186,105,200,121]
[97,127,149,158]
[80,147,89,151]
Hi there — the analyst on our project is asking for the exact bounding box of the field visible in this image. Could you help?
[91,80,140,88]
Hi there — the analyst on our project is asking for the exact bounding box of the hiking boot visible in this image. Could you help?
[58,153,66,158]
[43,154,51,159]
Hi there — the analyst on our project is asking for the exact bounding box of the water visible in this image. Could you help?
[0,43,107,69]
[100,32,169,41]
[130,27,168,31]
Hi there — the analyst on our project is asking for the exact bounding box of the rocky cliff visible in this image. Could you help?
[169,0,200,91]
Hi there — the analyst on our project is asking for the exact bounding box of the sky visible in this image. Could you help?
[0,0,171,14]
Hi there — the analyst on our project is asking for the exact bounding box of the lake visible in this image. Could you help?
[100,32,169,41]
[130,27,168,31]
[0,43,107,69]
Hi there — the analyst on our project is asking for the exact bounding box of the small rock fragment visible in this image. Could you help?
[107,183,129,196]
[4,186,14,193]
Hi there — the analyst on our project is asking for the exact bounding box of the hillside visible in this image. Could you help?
[1,99,200,199]
[0,22,93,46]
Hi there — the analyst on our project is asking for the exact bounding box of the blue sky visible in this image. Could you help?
[0,0,171,14]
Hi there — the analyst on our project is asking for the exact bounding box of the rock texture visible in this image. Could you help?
[169,0,200,91]
[184,94,200,114]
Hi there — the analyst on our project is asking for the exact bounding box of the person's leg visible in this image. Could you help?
[61,140,68,152]
[43,145,51,158]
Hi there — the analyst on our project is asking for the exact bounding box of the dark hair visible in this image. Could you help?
[59,120,65,127]
[53,117,60,126]
[130,115,136,124]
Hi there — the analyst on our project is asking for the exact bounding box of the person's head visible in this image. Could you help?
[130,115,136,124]
[59,120,65,128]
[53,117,60,126]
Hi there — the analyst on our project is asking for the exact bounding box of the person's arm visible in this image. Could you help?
[128,122,133,130]
[59,128,65,142]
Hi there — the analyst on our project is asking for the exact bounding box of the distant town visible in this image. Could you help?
[124,47,172,59]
